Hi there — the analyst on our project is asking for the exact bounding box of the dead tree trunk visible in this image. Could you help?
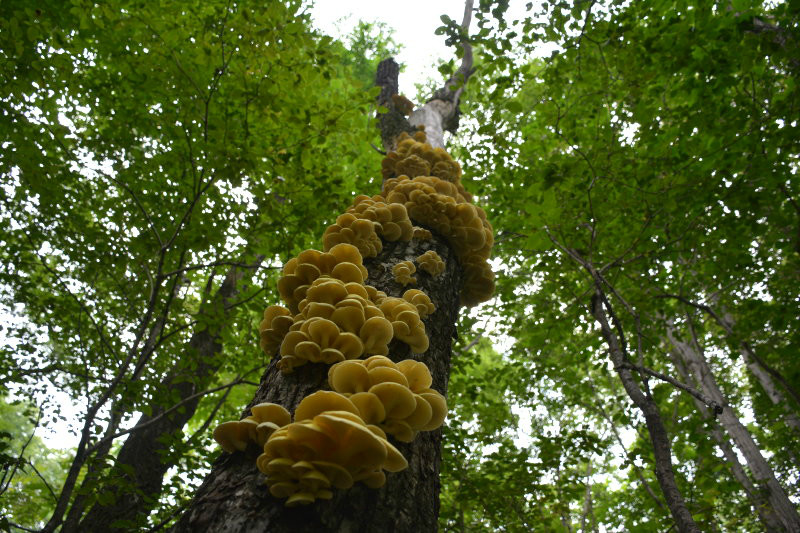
[664,333,783,531]
[174,5,477,529]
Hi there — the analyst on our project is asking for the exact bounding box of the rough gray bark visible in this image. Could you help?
[665,320,800,532]
[172,233,461,532]
[73,259,262,532]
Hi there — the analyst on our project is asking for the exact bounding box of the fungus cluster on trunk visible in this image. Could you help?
[211,131,493,506]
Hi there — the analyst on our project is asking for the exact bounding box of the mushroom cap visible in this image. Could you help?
[404,326,430,353]
[359,316,393,355]
[404,394,434,430]
[368,366,409,388]
[331,305,365,334]
[213,421,249,453]
[396,359,433,392]
[314,413,387,471]
[302,301,336,320]
[293,391,359,422]
[262,428,293,459]
[286,491,315,507]
[280,330,308,356]
[295,341,322,363]
[256,421,283,447]
[419,390,448,431]
[328,360,370,394]
[332,332,364,360]
[381,439,408,472]
[305,318,340,347]
[349,392,386,425]
[306,279,348,306]
[320,348,346,365]
[331,262,365,284]
[269,481,298,499]
[364,355,395,370]
[361,470,387,489]
[239,418,259,443]
[369,382,417,420]
[328,243,363,266]
[382,419,416,442]
[251,403,291,427]
[287,421,337,457]
[312,460,354,489]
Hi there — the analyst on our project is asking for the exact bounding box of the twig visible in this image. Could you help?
[616,362,723,415]
[0,407,42,496]
[84,370,264,456]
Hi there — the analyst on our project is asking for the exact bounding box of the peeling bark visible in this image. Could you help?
[665,320,800,532]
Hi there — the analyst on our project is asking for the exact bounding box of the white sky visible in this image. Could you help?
[309,0,473,95]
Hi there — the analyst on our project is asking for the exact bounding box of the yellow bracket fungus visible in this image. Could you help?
[213,402,292,453]
[256,391,408,506]
[276,277,398,373]
[322,195,414,257]
[381,131,463,186]
[379,296,428,353]
[378,131,495,306]
[412,227,432,240]
[382,174,494,307]
[259,305,293,356]
[240,129,480,508]
[322,213,382,259]
[277,243,369,314]
[327,356,448,442]
[402,289,435,319]
[416,250,445,277]
[347,195,413,242]
[392,260,417,286]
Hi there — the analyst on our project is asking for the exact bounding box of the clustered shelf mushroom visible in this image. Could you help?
[380,131,494,306]
[213,132,494,506]
[256,391,408,506]
[327,356,447,442]
[392,260,417,286]
[416,250,445,277]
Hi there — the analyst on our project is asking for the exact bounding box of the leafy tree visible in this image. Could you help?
[0,0,390,530]
[453,0,800,530]
[2,0,799,531]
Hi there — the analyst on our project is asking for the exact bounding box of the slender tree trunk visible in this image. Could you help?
[664,331,783,532]
[590,290,700,533]
[172,235,461,532]
[74,259,262,531]
[665,320,800,532]
[580,461,597,533]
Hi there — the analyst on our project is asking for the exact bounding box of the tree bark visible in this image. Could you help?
[172,233,461,532]
[665,320,800,532]
[74,258,262,531]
